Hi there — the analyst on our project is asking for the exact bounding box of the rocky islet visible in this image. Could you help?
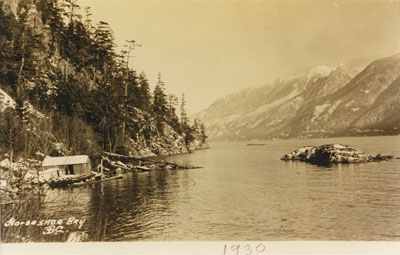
[281,143,395,165]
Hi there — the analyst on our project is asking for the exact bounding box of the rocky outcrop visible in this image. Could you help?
[123,107,209,158]
[188,139,209,151]
[127,131,188,158]
[123,108,196,158]
[0,157,45,205]
[281,144,394,165]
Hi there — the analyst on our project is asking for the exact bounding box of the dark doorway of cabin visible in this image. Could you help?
[65,165,74,175]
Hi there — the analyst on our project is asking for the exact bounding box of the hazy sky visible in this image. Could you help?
[78,0,399,113]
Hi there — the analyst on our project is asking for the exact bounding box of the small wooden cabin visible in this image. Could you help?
[41,155,92,179]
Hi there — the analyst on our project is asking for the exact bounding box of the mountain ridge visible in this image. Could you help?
[196,54,400,140]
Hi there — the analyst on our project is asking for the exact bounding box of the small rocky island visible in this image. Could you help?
[281,144,394,165]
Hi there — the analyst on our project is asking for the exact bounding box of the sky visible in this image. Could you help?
[77,0,400,114]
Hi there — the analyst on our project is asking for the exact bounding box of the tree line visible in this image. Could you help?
[0,0,206,159]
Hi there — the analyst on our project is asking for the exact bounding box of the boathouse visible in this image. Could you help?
[41,155,92,179]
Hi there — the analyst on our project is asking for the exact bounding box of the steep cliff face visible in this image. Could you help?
[197,54,400,140]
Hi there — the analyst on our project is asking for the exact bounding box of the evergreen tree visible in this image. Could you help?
[125,69,139,107]
[37,0,64,55]
[61,20,92,70]
[200,122,207,143]
[0,4,18,90]
[152,73,168,124]
[137,72,152,112]
[62,0,81,24]
[84,6,92,30]
[92,21,116,75]
[180,93,188,129]
[123,40,141,70]
[167,94,180,131]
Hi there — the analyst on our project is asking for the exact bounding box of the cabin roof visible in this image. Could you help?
[42,155,89,167]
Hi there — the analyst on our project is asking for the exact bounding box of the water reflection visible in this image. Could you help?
[4,136,400,241]
[83,169,198,241]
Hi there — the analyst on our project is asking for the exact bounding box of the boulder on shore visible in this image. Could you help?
[281,144,394,165]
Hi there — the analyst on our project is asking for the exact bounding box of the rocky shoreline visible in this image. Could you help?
[0,146,207,205]
[281,144,395,165]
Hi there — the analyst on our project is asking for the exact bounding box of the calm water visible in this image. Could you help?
[17,136,400,240]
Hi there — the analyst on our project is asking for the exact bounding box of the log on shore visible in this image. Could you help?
[103,152,202,171]
[71,175,123,187]
[46,174,95,188]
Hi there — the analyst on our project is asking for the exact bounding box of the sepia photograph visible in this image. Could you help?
[0,0,399,254]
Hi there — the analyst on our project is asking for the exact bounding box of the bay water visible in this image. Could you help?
[13,136,400,241]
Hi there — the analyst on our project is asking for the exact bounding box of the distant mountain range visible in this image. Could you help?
[194,54,400,140]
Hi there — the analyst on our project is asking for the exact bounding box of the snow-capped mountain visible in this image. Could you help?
[195,54,400,140]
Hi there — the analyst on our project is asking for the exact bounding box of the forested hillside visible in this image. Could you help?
[0,0,207,161]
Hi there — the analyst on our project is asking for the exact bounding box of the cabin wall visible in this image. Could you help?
[72,160,91,176]
[73,164,84,175]
[42,158,92,177]
[40,167,63,180]
[87,160,92,174]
